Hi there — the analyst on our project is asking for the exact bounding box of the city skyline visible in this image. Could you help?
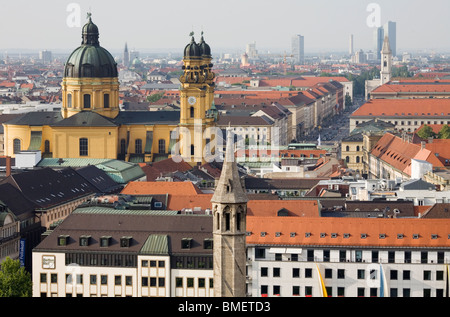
[0,0,449,55]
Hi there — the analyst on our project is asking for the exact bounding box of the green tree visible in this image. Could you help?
[438,124,450,139]
[0,257,32,297]
[147,93,164,103]
[417,124,435,139]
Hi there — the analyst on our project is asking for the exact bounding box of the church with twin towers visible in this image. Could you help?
[3,14,220,166]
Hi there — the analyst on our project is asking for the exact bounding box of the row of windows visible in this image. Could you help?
[67,93,110,109]
[260,267,446,281]
[255,249,447,264]
[40,273,132,286]
[260,285,446,297]
[120,139,167,155]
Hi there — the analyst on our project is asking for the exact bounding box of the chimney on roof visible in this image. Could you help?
[421,141,426,150]
[5,156,11,177]
[428,137,433,144]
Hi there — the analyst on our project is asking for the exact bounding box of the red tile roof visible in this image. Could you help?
[352,99,450,117]
[246,217,450,247]
[370,133,444,175]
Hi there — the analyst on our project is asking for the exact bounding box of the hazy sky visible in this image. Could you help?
[0,0,449,54]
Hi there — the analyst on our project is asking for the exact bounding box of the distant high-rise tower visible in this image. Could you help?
[123,42,129,67]
[349,34,354,56]
[291,34,304,64]
[380,36,392,85]
[374,27,384,60]
[374,21,397,60]
[39,50,52,64]
[383,21,397,57]
[211,129,248,297]
[245,42,258,59]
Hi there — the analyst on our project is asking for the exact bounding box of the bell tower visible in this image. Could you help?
[178,32,216,165]
[211,129,248,297]
[380,35,392,85]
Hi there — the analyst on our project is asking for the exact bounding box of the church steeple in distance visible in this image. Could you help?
[211,128,248,297]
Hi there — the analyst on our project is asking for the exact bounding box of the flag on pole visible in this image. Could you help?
[316,264,328,297]
[380,263,389,297]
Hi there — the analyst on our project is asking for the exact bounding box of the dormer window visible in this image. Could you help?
[181,238,192,249]
[79,235,91,246]
[120,236,132,248]
[203,238,213,249]
[58,235,70,246]
[100,236,112,247]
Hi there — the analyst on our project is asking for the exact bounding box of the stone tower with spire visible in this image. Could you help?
[211,129,248,297]
[380,35,392,85]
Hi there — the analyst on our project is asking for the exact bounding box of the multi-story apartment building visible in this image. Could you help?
[32,206,214,297]
[246,216,450,297]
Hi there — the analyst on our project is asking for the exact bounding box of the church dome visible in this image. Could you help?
[64,14,118,78]
[184,35,201,58]
[198,33,211,57]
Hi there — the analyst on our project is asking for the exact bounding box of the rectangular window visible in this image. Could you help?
[292,268,300,278]
[273,267,281,277]
[40,273,47,283]
[261,267,268,277]
[51,274,57,284]
[90,275,97,285]
[125,276,132,286]
[175,277,183,288]
[305,268,312,278]
[423,271,431,281]
[104,94,110,108]
[357,269,365,280]
[403,270,411,280]
[114,275,121,286]
[67,94,72,108]
[101,275,107,285]
[83,94,91,108]
[337,269,345,279]
[79,138,88,156]
[293,286,300,296]
[142,277,148,287]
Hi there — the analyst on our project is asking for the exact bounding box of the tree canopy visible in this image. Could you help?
[0,257,32,297]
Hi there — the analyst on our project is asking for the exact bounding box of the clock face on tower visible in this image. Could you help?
[188,96,197,105]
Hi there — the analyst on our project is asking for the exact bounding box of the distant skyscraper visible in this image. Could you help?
[349,34,354,56]
[383,21,397,57]
[39,50,52,64]
[374,21,397,60]
[374,27,384,60]
[291,34,304,64]
[123,42,129,67]
[245,42,258,59]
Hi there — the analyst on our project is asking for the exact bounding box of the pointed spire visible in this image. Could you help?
[381,35,391,54]
[211,129,248,204]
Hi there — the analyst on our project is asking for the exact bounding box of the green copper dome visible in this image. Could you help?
[64,14,118,78]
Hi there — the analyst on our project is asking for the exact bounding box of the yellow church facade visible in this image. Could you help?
[3,16,217,165]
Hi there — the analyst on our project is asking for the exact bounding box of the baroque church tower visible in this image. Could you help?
[211,130,248,297]
[61,14,120,120]
[178,32,217,165]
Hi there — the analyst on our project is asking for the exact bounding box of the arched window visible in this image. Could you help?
[83,94,91,108]
[346,145,350,152]
[135,139,143,154]
[345,156,350,163]
[67,94,72,108]
[190,144,195,156]
[44,140,50,153]
[190,106,195,118]
[79,138,88,156]
[158,139,166,154]
[224,206,231,231]
[120,139,126,154]
[356,156,360,163]
[356,146,360,151]
[13,139,21,154]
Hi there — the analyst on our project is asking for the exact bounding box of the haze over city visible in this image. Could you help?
[0,0,449,54]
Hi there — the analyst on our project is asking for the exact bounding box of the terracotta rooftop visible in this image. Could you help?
[246,217,450,248]
[352,99,450,117]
